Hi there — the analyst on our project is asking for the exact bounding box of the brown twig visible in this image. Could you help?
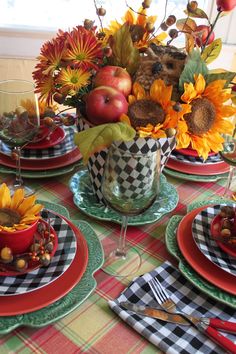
[125,0,147,17]
[93,0,104,32]
[201,9,222,53]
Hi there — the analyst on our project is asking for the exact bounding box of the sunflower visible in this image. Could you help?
[103,8,167,50]
[0,184,43,232]
[120,79,191,138]
[176,74,236,160]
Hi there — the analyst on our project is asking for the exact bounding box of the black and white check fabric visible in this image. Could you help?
[78,118,176,204]
[109,261,236,354]
[0,127,75,159]
[0,209,77,296]
[192,204,236,276]
[171,150,222,165]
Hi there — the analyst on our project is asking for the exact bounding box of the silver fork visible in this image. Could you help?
[148,277,236,353]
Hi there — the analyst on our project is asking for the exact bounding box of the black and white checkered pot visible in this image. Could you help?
[77,118,176,205]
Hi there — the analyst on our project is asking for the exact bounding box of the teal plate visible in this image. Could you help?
[165,197,236,308]
[163,167,228,182]
[70,170,179,226]
[0,201,104,334]
[0,161,82,178]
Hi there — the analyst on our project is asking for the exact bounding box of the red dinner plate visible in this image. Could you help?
[26,126,66,149]
[0,148,81,170]
[166,158,229,175]
[211,214,236,258]
[0,215,88,316]
[177,205,236,295]
[176,148,216,158]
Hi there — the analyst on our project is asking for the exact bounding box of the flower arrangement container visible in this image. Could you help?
[0,220,39,255]
[78,118,176,204]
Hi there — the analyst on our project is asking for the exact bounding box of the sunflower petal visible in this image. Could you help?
[17,195,36,215]
[10,188,25,210]
[0,183,11,208]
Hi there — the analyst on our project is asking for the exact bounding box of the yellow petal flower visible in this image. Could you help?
[0,183,11,208]
[10,188,25,209]
[16,195,37,215]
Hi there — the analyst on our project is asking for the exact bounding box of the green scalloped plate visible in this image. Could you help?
[163,167,228,182]
[0,201,104,334]
[0,161,82,178]
[70,170,179,226]
[165,197,236,308]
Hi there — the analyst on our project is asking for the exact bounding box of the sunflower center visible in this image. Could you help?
[185,98,216,135]
[71,76,79,84]
[0,208,21,227]
[128,99,165,128]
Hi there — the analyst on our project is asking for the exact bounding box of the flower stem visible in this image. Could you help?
[201,10,222,53]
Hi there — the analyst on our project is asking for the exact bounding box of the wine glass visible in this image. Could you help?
[0,80,40,196]
[101,139,161,277]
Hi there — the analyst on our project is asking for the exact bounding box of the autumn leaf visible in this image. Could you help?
[184,8,208,19]
[176,18,197,32]
[74,122,136,164]
[201,39,222,64]
[185,33,195,54]
[205,70,236,88]
[109,24,140,75]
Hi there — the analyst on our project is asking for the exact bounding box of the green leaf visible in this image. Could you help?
[179,49,208,93]
[205,71,236,88]
[184,8,208,19]
[74,122,136,164]
[201,39,222,64]
[109,24,140,75]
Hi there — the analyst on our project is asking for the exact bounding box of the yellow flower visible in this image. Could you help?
[20,99,58,118]
[177,74,236,160]
[120,79,191,138]
[0,184,43,232]
[103,8,167,49]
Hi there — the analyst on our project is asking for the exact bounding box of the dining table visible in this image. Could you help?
[0,161,234,354]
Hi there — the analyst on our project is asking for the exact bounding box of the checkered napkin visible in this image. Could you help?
[192,204,236,276]
[171,150,222,165]
[0,127,75,159]
[0,209,77,296]
[109,262,236,354]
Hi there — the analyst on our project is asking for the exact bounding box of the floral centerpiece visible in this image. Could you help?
[33,0,236,200]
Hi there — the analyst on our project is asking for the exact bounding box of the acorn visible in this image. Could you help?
[30,242,40,253]
[220,206,235,219]
[160,22,168,31]
[15,258,28,272]
[61,114,76,126]
[43,116,55,127]
[15,106,27,117]
[187,1,198,12]
[166,128,176,137]
[40,253,51,267]
[220,228,231,238]
[96,7,106,16]
[146,22,155,33]
[0,247,13,264]
[142,0,152,8]
[45,241,54,253]
[83,19,94,30]
[169,29,178,39]
[166,15,176,27]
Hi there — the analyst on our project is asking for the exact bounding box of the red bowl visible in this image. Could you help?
[0,220,39,255]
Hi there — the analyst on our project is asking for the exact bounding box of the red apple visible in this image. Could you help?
[195,25,215,47]
[94,65,132,97]
[216,0,236,11]
[85,86,128,125]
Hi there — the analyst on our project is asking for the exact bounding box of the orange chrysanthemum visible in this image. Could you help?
[176,74,236,160]
[120,79,191,139]
[0,184,43,232]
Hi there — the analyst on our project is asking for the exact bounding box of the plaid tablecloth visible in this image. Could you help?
[0,167,232,354]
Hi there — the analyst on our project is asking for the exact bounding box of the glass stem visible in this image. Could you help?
[115,215,128,259]
[223,165,235,197]
[14,147,23,188]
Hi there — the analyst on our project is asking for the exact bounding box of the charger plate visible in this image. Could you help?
[163,167,228,182]
[165,198,236,308]
[0,201,103,334]
[70,170,179,226]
